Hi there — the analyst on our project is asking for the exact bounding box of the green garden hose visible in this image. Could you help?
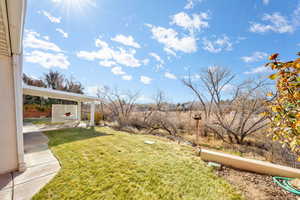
[273,176,300,195]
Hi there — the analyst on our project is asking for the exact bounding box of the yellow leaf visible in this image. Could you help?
[260,112,268,117]
[269,53,279,60]
[269,73,278,80]
[267,92,273,97]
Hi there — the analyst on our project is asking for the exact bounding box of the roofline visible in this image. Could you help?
[6,0,26,54]
[23,84,101,102]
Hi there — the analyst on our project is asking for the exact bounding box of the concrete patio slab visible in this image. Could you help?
[22,123,40,134]
[13,161,60,185]
[24,132,49,153]
[0,189,12,200]
[13,172,58,200]
[23,121,80,135]
[23,131,48,145]
[0,173,12,190]
[0,130,60,200]
[24,149,58,168]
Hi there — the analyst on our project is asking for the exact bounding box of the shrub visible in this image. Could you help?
[95,112,103,125]
[87,112,104,125]
[265,53,300,156]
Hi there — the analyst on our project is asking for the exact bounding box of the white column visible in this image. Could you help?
[77,101,81,121]
[90,102,95,126]
[12,54,26,172]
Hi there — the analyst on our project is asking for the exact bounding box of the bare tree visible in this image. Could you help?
[97,87,140,125]
[65,77,85,94]
[140,90,166,123]
[211,80,269,144]
[146,91,178,137]
[44,70,65,90]
[182,66,269,144]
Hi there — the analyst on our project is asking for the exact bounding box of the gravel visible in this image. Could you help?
[216,166,297,200]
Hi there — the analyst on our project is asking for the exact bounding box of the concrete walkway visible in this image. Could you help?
[23,121,81,134]
[0,132,60,200]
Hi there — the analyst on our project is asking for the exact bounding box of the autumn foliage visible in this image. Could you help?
[266,53,300,155]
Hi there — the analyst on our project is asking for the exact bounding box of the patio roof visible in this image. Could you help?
[23,84,100,102]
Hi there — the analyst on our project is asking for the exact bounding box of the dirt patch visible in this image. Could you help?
[216,166,297,200]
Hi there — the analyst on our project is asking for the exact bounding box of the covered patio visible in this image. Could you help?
[0,85,101,199]
[23,84,101,126]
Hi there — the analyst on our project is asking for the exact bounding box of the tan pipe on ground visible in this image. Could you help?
[201,148,300,178]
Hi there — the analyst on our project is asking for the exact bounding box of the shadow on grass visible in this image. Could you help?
[45,127,113,147]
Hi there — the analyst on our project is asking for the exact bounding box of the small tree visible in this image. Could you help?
[265,53,300,155]
[183,66,269,144]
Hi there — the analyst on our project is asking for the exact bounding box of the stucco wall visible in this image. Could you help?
[0,55,18,174]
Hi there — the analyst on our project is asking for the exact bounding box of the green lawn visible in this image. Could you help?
[33,127,243,200]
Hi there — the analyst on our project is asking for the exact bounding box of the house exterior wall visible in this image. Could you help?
[0,55,18,174]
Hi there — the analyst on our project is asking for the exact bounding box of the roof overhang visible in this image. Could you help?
[0,0,26,56]
[23,84,101,102]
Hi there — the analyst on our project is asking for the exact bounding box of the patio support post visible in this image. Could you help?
[13,54,26,172]
[90,102,95,126]
[77,101,81,121]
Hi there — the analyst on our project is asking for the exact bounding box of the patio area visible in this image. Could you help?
[0,131,60,200]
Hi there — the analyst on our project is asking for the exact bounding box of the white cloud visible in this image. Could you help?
[137,95,152,103]
[43,36,50,40]
[262,0,269,5]
[293,2,300,27]
[51,0,97,8]
[202,35,232,53]
[155,64,164,71]
[182,73,201,81]
[24,30,62,52]
[140,76,152,84]
[122,75,132,80]
[77,38,141,67]
[142,58,150,65]
[25,50,70,69]
[111,35,141,48]
[148,24,197,54]
[85,85,104,96]
[77,51,103,61]
[56,28,69,38]
[222,84,235,92]
[249,13,294,34]
[241,51,268,63]
[114,48,141,67]
[208,66,219,73]
[149,52,164,64]
[111,66,125,75]
[164,72,177,79]
[244,66,272,74]
[184,0,202,9]
[164,47,177,56]
[29,75,38,80]
[39,10,61,23]
[171,12,209,33]
[149,52,165,71]
[95,38,109,48]
[99,60,116,67]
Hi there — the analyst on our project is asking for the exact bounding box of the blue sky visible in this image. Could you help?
[23,0,300,103]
